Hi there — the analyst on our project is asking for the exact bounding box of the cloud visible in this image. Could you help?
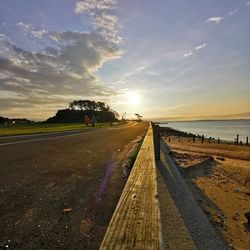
[93,12,122,44]
[17,22,47,39]
[206,16,223,24]
[17,22,32,31]
[228,9,238,16]
[182,43,207,58]
[0,1,123,119]
[183,51,193,57]
[30,29,47,39]
[0,31,121,119]
[178,66,193,75]
[247,1,250,6]
[74,0,121,44]
[195,43,206,50]
[147,71,159,76]
[74,0,117,13]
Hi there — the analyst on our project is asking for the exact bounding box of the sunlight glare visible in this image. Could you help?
[126,91,141,106]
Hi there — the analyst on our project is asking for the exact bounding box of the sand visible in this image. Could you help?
[163,136,250,250]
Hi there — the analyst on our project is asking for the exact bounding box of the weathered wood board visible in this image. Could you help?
[100,124,160,250]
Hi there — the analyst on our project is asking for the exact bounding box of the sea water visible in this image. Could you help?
[160,120,250,142]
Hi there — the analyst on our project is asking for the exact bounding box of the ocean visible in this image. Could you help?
[159,119,250,142]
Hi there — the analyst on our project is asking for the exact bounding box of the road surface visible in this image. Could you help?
[0,122,148,249]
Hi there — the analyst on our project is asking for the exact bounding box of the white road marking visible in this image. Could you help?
[0,129,84,139]
[0,130,108,146]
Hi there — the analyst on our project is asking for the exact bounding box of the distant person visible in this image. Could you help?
[91,115,97,127]
[84,115,90,126]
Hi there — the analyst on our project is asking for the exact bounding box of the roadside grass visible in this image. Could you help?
[123,136,144,178]
[0,122,111,136]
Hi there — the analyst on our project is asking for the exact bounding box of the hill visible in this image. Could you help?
[46,109,117,123]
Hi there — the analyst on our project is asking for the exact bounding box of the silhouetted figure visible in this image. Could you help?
[193,135,196,143]
[91,116,97,127]
[84,115,90,126]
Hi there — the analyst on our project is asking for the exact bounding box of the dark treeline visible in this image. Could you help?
[46,100,119,123]
[1,100,120,124]
[0,116,34,125]
[69,100,111,112]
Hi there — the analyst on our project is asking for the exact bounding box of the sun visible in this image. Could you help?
[126,91,141,105]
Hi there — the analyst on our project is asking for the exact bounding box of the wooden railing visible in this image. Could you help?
[100,123,161,249]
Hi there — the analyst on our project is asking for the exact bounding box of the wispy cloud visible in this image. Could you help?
[247,1,250,6]
[183,51,193,57]
[182,42,207,58]
[195,43,206,50]
[228,9,238,16]
[206,16,223,24]
[74,0,116,13]
[74,0,121,44]
[179,66,193,75]
[17,22,31,31]
[17,22,47,39]
[93,12,121,44]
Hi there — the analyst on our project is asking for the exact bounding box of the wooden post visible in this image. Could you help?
[236,134,239,145]
[152,123,160,160]
[246,136,248,146]
[218,137,220,144]
[209,137,211,143]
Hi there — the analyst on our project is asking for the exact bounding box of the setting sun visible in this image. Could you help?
[126,91,141,106]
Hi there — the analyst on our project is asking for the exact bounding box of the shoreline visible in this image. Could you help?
[160,126,249,145]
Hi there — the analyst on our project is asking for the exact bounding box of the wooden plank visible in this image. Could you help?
[100,124,160,250]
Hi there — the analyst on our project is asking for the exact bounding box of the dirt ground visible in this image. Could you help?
[0,122,148,249]
[164,136,250,250]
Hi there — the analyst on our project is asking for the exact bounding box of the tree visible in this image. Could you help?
[112,110,120,120]
[69,101,76,110]
[69,100,84,110]
[96,101,106,111]
[121,112,126,121]
[135,113,143,121]
[68,100,119,120]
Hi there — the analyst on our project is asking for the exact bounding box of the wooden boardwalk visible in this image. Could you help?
[100,124,160,250]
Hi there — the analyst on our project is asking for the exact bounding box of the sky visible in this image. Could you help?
[0,0,249,120]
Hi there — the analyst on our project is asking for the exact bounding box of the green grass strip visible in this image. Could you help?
[0,123,110,136]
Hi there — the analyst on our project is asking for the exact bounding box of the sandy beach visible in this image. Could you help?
[162,135,250,250]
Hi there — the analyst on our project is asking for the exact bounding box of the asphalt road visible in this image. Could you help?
[0,122,136,146]
[0,122,148,249]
